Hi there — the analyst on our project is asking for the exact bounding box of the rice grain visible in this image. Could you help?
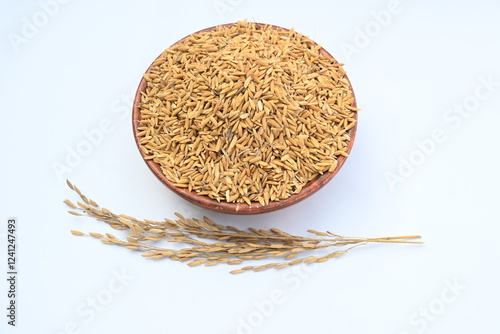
[136,21,358,205]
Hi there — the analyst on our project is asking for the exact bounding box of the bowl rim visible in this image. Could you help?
[132,22,358,215]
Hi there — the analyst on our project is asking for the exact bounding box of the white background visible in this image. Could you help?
[1,0,499,333]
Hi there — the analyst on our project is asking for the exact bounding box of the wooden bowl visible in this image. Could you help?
[132,23,358,215]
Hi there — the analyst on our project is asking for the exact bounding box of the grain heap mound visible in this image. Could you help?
[137,21,358,205]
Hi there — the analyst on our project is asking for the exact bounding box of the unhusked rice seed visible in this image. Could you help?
[137,20,358,205]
